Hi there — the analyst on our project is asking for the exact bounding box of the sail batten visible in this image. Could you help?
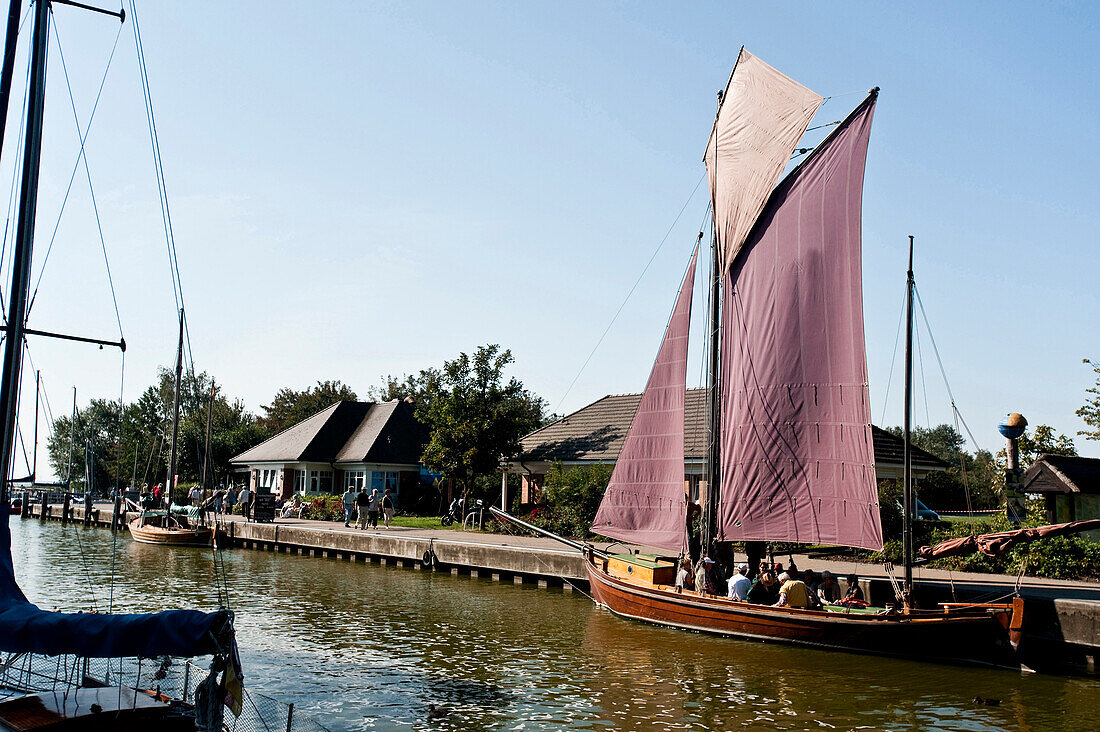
[705,48,824,272]
[591,246,698,553]
[717,93,883,551]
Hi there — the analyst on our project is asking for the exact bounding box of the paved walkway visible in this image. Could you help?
[214,511,1100,601]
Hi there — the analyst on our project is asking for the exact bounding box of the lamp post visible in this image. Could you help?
[998,413,1028,525]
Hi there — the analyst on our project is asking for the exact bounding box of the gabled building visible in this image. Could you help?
[230,399,428,502]
[511,388,948,503]
[1023,454,1100,538]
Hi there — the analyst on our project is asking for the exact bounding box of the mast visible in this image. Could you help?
[65,388,76,487]
[201,380,214,491]
[0,0,21,166]
[165,308,184,505]
[0,0,47,507]
[701,89,723,558]
[30,370,37,482]
[902,235,915,606]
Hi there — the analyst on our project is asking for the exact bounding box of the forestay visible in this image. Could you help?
[718,93,883,551]
[592,245,698,553]
[704,48,823,272]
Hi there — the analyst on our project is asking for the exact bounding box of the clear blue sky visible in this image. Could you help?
[5,1,1097,479]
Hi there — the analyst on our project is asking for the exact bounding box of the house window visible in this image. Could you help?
[344,470,365,490]
[370,471,400,497]
[318,470,333,494]
[294,469,306,493]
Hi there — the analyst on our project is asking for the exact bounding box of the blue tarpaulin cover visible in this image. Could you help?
[1,513,225,657]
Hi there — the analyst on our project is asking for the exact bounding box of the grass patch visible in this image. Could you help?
[390,515,445,530]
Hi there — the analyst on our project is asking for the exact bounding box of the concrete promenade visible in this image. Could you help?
[21,501,1100,668]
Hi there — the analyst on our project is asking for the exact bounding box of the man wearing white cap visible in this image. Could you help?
[695,556,720,596]
[727,563,752,601]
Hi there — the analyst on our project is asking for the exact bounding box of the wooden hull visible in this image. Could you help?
[585,554,1020,668]
[127,517,212,547]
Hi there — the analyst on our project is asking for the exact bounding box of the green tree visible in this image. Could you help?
[368,368,442,413]
[418,345,545,498]
[1078,358,1100,442]
[542,462,613,522]
[261,380,357,434]
[883,424,997,510]
[1009,424,1077,467]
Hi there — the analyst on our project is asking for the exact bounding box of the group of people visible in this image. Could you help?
[341,486,396,529]
[676,557,867,610]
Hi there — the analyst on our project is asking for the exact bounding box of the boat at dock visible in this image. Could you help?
[493,48,1030,669]
[128,510,214,547]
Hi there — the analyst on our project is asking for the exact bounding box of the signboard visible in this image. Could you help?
[252,493,276,523]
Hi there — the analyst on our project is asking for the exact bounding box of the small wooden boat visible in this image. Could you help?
[0,686,196,732]
[128,510,213,547]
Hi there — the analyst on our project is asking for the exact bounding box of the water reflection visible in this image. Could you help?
[10,519,1099,731]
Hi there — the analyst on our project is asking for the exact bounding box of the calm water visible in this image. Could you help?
[8,519,1100,731]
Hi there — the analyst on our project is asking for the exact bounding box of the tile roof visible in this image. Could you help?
[1023,454,1100,494]
[230,400,425,466]
[520,388,947,470]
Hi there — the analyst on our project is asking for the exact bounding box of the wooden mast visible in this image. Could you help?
[702,89,724,558]
[902,235,915,606]
[201,381,215,492]
[0,0,48,506]
[164,309,184,505]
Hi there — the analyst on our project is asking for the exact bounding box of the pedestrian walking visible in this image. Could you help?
[342,485,357,527]
[367,489,380,528]
[381,488,395,528]
[355,487,370,530]
[238,485,252,521]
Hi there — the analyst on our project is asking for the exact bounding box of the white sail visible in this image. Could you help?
[704,48,823,270]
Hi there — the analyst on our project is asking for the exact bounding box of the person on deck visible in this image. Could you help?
[225,485,236,512]
[354,488,370,529]
[189,484,202,506]
[844,574,865,602]
[695,557,720,596]
[342,486,357,527]
[746,571,778,605]
[367,489,381,527]
[152,483,163,508]
[675,558,694,592]
[817,570,842,605]
[773,572,811,609]
[380,488,395,528]
[727,563,752,601]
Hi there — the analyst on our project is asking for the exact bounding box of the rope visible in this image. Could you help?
[26,10,123,323]
[879,286,908,426]
[552,172,708,415]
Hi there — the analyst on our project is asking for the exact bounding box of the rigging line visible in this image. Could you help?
[108,349,124,613]
[42,15,124,335]
[26,11,123,324]
[552,172,708,416]
[913,285,986,453]
[915,315,930,427]
[129,0,185,318]
[879,285,908,426]
[806,120,840,132]
[0,32,31,324]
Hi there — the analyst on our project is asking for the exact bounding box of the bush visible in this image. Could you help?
[299,493,344,522]
[542,462,612,522]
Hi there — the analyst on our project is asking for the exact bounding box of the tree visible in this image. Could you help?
[883,424,998,510]
[1078,358,1100,443]
[1011,424,1077,467]
[368,368,442,413]
[418,345,545,498]
[261,380,357,434]
[542,462,613,522]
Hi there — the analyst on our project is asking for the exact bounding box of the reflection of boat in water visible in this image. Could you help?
[494,48,1030,669]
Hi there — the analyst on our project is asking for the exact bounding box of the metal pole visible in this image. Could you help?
[200,381,214,493]
[703,231,720,557]
[65,388,76,488]
[500,471,507,511]
[902,235,915,606]
[0,0,47,507]
[31,370,38,482]
[0,0,22,167]
[163,306,183,506]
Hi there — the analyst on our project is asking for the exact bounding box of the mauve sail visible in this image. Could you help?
[592,245,698,552]
[704,48,823,272]
[717,92,883,551]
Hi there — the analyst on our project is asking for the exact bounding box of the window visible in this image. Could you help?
[318,471,333,494]
[294,469,306,493]
[344,470,365,490]
[370,471,400,497]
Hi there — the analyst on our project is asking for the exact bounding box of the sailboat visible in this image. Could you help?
[493,49,1025,668]
[0,2,240,729]
[128,311,215,547]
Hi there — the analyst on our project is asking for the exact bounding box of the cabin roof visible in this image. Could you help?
[518,388,948,470]
[1022,454,1100,495]
[230,400,426,466]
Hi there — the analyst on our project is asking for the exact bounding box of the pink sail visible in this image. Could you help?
[704,48,823,272]
[718,93,883,551]
[592,245,698,552]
